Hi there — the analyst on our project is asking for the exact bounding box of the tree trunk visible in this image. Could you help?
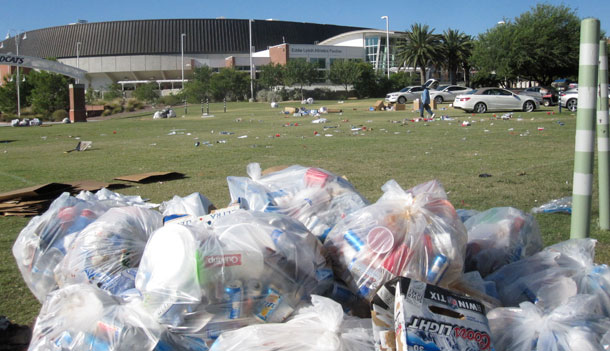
[419,67,426,85]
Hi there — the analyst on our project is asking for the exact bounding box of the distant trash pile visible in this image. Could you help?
[12,163,609,350]
[11,118,42,127]
[153,107,177,119]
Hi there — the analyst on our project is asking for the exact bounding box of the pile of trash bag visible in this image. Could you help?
[10,164,610,350]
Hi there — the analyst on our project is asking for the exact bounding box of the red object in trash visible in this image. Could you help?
[382,244,411,275]
[275,133,280,137]
[314,131,318,135]
[305,167,330,187]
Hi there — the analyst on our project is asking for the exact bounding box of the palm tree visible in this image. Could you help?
[396,23,441,85]
[439,29,473,85]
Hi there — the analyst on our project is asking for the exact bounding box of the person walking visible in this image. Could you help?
[420,85,435,118]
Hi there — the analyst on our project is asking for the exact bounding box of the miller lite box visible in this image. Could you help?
[371,278,400,351]
[394,277,493,351]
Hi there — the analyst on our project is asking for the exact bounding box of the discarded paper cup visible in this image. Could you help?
[367,226,394,254]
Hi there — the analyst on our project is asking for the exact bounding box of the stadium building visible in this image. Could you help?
[0,18,403,93]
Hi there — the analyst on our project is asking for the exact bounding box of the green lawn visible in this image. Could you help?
[1,99,607,325]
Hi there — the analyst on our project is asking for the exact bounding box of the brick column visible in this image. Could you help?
[69,84,86,122]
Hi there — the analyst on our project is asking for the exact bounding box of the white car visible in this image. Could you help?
[559,89,578,112]
[385,86,424,104]
[453,87,539,113]
[430,85,473,104]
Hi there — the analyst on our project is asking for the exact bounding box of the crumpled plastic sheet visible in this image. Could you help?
[28,284,163,351]
[227,163,369,241]
[136,210,333,346]
[531,196,572,214]
[464,207,543,277]
[56,206,163,296]
[487,294,610,351]
[160,192,215,218]
[210,295,373,351]
[324,179,467,301]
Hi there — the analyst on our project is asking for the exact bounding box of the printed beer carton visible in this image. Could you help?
[394,277,493,351]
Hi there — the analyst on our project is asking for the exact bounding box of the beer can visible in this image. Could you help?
[244,279,263,315]
[254,285,281,322]
[343,230,365,252]
[225,280,243,320]
[426,254,449,285]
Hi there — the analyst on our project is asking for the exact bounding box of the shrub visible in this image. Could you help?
[125,99,143,112]
[101,109,113,116]
[158,94,182,106]
[51,109,68,121]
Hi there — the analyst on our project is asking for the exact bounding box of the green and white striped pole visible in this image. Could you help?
[571,18,600,239]
[598,39,609,230]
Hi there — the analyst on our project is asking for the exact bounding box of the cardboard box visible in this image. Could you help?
[431,99,438,110]
[412,99,421,111]
[395,104,406,111]
[373,100,385,111]
[372,279,400,351]
[394,277,493,351]
[284,107,297,114]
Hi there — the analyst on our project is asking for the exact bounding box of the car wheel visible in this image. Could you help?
[543,99,551,107]
[523,100,535,112]
[434,96,443,104]
[397,96,407,104]
[474,102,487,114]
[567,98,577,112]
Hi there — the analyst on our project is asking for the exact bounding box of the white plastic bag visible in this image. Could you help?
[29,284,163,351]
[160,192,215,218]
[210,295,373,351]
[488,294,610,351]
[227,163,369,241]
[324,179,467,300]
[56,206,163,295]
[464,207,542,277]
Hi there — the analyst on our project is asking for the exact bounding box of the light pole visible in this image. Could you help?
[5,31,27,117]
[181,33,187,115]
[76,42,81,84]
[381,16,390,79]
[249,19,254,101]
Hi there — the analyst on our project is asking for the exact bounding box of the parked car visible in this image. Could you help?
[384,79,440,104]
[430,85,473,104]
[560,88,578,112]
[453,87,540,113]
[520,86,558,106]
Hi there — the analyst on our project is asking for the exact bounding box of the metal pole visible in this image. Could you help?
[181,33,186,116]
[598,39,610,229]
[249,19,254,101]
[383,16,390,79]
[76,42,81,84]
[571,18,600,239]
[206,97,209,115]
[15,34,20,117]
[224,97,226,113]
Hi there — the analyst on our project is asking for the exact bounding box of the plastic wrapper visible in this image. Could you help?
[487,294,610,351]
[531,196,572,214]
[12,192,111,301]
[210,295,373,351]
[464,207,543,277]
[76,187,158,209]
[226,163,369,241]
[136,210,333,346]
[324,179,467,301]
[28,284,163,351]
[56,206,163,295]
[160,192,215,219]
[456,208,479,223]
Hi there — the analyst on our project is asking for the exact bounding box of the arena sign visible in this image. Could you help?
[0,54,87,81]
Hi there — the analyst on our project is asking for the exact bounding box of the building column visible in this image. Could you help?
[69,83,87,122]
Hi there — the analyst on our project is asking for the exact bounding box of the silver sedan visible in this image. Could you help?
[453,87,539,113]
[430,85,473,104]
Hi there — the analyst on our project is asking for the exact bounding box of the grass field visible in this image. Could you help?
[1,98,607,325]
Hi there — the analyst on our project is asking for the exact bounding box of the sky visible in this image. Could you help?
[1,0,609,39]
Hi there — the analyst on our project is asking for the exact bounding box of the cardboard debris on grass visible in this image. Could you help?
[114,171,185,184]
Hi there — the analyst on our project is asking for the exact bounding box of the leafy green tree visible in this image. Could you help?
[103,83,123,100]
[283,59,320,100]
[133,83,159,104]
[396,23,441,85]
[328,59,361,98]
[258,63,285,90]
[210,68,249,101]
[0,74,30,114]
[27,70,71,115]
[440,29,473,85]
[389,71,419,92]
[471,4,580,87]
[183,65,213,103]
[352,62,380,98]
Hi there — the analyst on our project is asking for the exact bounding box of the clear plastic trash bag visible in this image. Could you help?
[160,192,215,218]
[324,179,467,300]
[136,210,333,345]
[56,206,163,295]
[226,163,369,241]
[531,196,572,214]
[28,284,163,351]
[464,207,543,277]
[487,294,610,351]
[12,192,110,301]
[210,295,374,351]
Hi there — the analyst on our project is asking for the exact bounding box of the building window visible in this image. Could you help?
[365,36,380,68]
[309,57,326,69]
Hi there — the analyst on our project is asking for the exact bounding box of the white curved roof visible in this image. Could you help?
[318,29,403,46]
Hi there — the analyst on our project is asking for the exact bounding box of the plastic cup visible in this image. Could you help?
[367,226,394,254]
